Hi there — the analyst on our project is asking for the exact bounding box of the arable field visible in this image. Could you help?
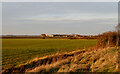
[2,39,97,69]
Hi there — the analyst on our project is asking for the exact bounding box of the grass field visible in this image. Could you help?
[2,39,97,69]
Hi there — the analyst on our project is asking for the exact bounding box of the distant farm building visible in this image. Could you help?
[73,34,81,37]
[47,35,54,37]
[53,34,68,37]
[46,34,90,39]
[61,35,68,37]
[47,34,68,37]
[41,34,46,37]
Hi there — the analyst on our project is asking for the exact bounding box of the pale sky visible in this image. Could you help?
[2,2,118,35]
[1,0,119,2]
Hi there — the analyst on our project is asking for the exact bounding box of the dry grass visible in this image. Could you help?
[2,47,119,73]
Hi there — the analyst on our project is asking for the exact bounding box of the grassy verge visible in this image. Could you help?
[27,47,118,72]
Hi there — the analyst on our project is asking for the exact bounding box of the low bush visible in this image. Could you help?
[97,31,119,47]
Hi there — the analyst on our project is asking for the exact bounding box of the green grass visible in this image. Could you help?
[2,39,97,69]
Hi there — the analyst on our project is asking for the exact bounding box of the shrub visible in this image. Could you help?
[97,31,119,47]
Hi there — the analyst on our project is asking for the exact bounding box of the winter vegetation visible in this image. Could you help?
[2,31,120,73]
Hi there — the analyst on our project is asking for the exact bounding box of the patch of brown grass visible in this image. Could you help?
[2,47,119,73]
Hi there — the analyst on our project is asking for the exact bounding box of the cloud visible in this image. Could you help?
[23,13,116,21]
[2,2,118,35]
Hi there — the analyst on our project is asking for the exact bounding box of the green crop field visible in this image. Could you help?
[2,39,97,69]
